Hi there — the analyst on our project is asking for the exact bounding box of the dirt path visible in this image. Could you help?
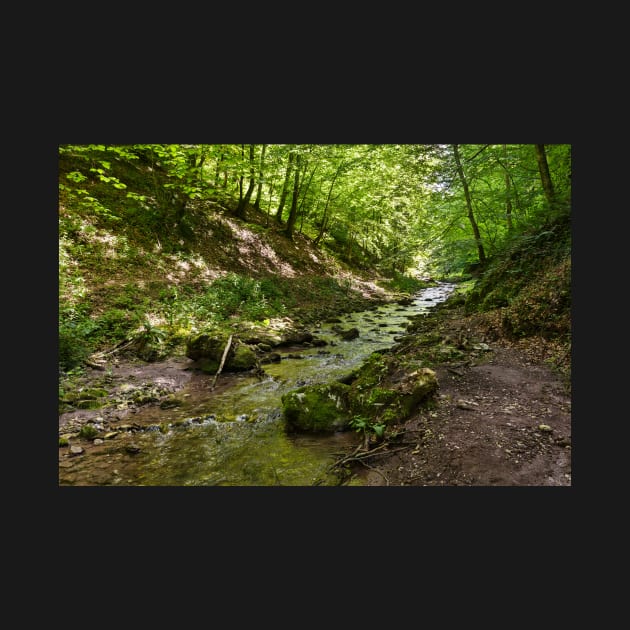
[358,336,572,486]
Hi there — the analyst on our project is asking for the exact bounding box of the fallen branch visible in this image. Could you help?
[88,338,137,364]
[84,360,106,371]
[211,334,233,389]
[328,442,411,471]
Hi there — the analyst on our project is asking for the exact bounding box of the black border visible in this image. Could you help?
[53,91,579,543]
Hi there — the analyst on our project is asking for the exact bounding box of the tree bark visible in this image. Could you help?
[253,144,266,211]
[284,152,301,239]
[276,148,294,223]
[452,144,486,264]
[236,144,256,219]
[503,144,513,231]
[314,160,344,245]
[534,144,555,209]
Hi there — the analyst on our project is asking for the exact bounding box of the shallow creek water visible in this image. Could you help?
[59,282,455,486]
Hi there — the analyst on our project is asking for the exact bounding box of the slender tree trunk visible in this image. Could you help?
[503,144,514,231]
[534,144,555,209]
[253,144,266,211]
[215,147,225,187]
[315,160,344,245]
[265,180,275,227]
[276,149,295,223]
[296,163,317,233]
[236,144,256,219]
[452,144,486,264]
[285,152,301,239]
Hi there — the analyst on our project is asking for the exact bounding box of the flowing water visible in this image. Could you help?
[59,282,456,486]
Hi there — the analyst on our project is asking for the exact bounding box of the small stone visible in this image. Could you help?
[538,424,553,432]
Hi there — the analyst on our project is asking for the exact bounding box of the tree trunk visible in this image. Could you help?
[452,144,486,264]
[236,144,256,219]
[314,160,344,245]
[265,180,275,227]
[253,144,266,211]
[285,152,301,239]
[276,149,294,223]
[534,144,555,209]
[503,144,513,231]
[297,163,317,233]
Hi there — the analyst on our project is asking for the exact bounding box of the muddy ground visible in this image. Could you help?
[354,306,571,486]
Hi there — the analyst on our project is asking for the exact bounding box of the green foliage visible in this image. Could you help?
[193,273,287,323]
[58,307,98,371]
[380,271,428,294]
[132,320,168,347]
[94,308,137,344]
[79,424,99,440]
[349,416,386,438]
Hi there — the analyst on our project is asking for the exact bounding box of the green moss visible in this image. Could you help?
[281,382,352,432]
[76,399,104,409]
[79,424,99,439]
[227,344,258,371]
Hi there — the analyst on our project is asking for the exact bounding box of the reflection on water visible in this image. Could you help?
[59,283,455,486]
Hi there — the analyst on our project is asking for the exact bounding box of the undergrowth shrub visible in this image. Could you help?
[58,308,97,370]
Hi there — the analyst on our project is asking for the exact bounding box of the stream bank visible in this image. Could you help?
[353,301,571,486]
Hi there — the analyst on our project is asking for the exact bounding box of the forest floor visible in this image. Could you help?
[353,304,572,486]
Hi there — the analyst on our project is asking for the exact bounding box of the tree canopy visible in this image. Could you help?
[59,143,571,277]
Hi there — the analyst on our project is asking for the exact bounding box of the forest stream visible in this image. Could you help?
[59,282,456,486]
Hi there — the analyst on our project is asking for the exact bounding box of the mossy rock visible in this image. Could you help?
[186,333,232,362]
[281,382,352,432]
[77,388,108,400]
[187,334,258,372]
[227,344,258,371]
[348,367,438,425]
[76,399,104,409]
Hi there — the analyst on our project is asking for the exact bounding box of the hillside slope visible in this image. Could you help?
[59,151,421,371]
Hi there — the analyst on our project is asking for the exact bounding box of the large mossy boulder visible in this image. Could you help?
[347,362,438,426]
[281,382,352,433]
[393,368,437,423]
[186,333,259,373]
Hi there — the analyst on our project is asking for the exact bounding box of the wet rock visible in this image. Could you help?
[260,352,281,364]
[339,327,360,341]
[277,331,314,346]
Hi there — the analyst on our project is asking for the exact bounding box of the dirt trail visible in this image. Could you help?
[358,329,571,486]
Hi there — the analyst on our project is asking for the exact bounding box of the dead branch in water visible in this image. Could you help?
[211,335,233,389]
